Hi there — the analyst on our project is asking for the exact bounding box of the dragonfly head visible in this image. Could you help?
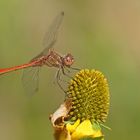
[63,53,74,67]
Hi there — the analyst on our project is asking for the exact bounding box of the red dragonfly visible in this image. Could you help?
[0,12,75,94]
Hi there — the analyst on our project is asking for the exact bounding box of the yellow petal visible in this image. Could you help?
[71,120,103,140]
[66,119,80,133]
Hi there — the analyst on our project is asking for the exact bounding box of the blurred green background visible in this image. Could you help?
[0,0,140,140]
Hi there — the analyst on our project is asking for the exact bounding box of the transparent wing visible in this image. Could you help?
[42,11,64,55]
[22,12,64,95]
[31,11,64,61]
[22,66,40,96]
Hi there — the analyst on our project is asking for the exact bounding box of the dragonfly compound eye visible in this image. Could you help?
[64,53,74,66]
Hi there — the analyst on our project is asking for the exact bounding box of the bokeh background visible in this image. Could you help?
[0,0,140,140]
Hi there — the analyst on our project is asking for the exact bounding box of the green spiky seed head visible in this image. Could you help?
[66,69,110,123]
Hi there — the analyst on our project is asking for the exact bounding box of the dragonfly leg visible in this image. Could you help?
[61,67,73,79]
[69,66,80,71]
[61,67,82,85]
[63,66,71,73]
[55,70,69,84]
[56,68,67,94]
[61,66,80,79]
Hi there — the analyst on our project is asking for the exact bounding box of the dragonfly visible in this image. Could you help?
[0,11,76,94]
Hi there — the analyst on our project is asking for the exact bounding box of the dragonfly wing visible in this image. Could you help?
[22,66,40,96]
[31,12,64,61]
[42,11,64,55]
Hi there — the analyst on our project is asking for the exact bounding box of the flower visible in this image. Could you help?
[66,69,110,123]
[50,69,110,140]
[66,119,103,140]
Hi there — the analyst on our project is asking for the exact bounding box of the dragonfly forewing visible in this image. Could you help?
[22,12,64,95]
[31,11,64,61]
[42,11,64,55]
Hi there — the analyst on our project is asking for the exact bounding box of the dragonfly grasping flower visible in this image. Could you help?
[50,69,110,140]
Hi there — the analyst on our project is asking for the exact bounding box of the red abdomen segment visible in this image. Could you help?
[0,61,36,75]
